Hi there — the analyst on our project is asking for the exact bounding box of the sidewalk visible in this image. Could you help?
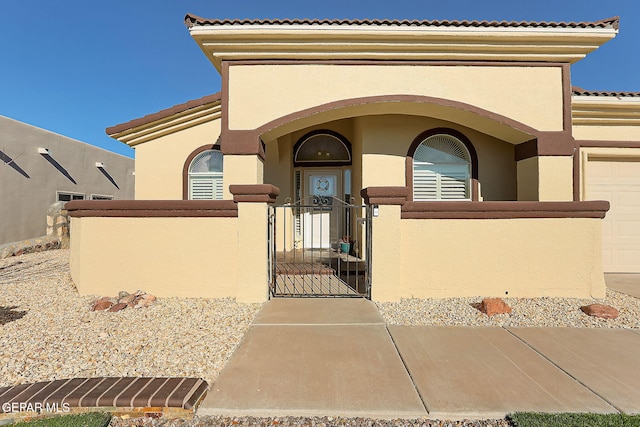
[198,298,640,419]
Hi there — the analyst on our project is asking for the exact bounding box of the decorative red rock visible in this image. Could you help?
[580,304,619,319]
[91,299,113,311]
[109,303,128,312]
[118,294,136,304]
[479,298,512,316]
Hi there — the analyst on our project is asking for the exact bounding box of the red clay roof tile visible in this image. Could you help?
[572,86,640,97]
[184,14,620,30]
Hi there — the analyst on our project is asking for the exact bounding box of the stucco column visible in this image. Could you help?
[230,184,280,303]
[361,186,409,302]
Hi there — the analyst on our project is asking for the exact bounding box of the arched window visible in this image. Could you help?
[412,133,472,201]
[188,149,223,200]
[294,130,351,167]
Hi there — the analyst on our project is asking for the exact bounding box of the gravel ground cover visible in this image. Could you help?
[0,249,261,388]
[377,290,640,328]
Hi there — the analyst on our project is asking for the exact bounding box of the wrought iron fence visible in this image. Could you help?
[268,196,371,298]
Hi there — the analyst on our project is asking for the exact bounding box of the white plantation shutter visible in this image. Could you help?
[413,134,471,201]
[188,149,224,200]
[190,174,223,200]
[413,164,438,200]
[439,167,468,199]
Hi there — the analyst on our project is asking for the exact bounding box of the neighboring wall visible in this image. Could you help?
[0,116,134,245]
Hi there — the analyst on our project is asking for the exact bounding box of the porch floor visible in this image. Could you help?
[273,249,367,297]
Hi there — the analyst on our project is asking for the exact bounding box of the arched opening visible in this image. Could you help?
[187,148,223,200]
[408,128,478,201]
[293,130,352,167]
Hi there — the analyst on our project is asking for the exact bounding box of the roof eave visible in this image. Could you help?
[188,23,618,72]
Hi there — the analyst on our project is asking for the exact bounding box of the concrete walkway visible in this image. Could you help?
[198,298,640,419]
[606,273,640,298]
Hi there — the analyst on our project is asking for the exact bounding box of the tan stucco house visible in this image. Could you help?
[66,15,640,303]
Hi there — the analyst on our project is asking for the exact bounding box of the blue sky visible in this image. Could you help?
[1,0,638,158]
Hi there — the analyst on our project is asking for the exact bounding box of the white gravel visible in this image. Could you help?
[377,291,640,328]
[0,249,262,388]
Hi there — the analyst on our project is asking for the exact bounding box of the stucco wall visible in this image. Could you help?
[69,216,238,298]
[0,116,134,245]
[370,208,605,301]
[134,118,221,200]
[228,64,563,132]
[573,125,640,141]
[537,156,574,201]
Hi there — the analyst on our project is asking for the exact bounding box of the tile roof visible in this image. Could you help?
[185,14,620,30]
[106,92,221,135]
[572,86,640,97]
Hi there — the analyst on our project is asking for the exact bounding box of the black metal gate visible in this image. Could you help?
[268,196,372,298]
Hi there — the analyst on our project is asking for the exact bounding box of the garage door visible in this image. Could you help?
[586,159,640,272]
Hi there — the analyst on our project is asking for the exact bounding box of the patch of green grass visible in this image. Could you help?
[508,412,640,427]
[12,412,111,427]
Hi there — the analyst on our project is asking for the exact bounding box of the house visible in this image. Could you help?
[0,115,134,246]
[66,15,640,303]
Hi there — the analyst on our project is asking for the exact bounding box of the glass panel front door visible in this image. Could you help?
[303,171,341,249]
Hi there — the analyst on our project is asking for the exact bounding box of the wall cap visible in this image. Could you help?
[66,200,238,218]
[401,200,610,219]
[229,184,280,203]
[361,187,409,205]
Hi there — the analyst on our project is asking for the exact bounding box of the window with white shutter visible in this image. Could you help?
[188,149,223,200]
[413,134,471,201]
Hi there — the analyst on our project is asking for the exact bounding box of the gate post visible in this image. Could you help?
[230,184,280,303]
[361,187,409,302]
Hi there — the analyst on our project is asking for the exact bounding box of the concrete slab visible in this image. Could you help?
[509,327,640,414]
[605,274,640,298]
[388,326,614,419]
[198,324,426,418]
[253,298,384,325]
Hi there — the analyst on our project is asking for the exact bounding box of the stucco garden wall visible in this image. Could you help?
[396,217,605,299]
[228,64,564,132]
[70,215,238,299]
[362,192,609,302]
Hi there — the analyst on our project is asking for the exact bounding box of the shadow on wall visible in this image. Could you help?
[40,153,76,184]
[98,167,120,189]
[0,150,30,178]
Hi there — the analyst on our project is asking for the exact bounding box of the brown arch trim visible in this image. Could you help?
[182,144,222,200]
[221,94,540,157]
[406,128,480,202]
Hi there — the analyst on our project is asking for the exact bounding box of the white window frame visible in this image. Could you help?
[90,194,114,200]
[188,150,224,200]
[56,191,85,202]
[412,134,472,201]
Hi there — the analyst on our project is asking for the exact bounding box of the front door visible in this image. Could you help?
[303,170,342,249]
